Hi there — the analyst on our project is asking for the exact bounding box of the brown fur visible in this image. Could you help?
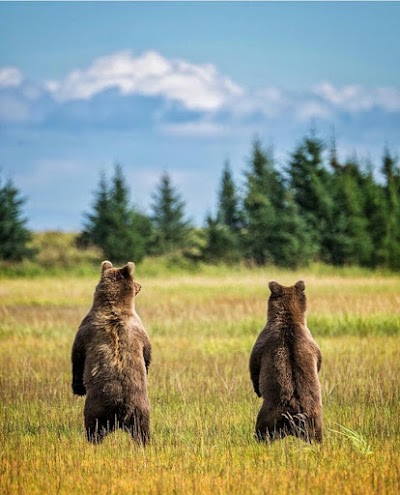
[249,280,322,443]
[71,260,151,445]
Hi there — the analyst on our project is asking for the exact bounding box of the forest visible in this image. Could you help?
[1,132,400,271]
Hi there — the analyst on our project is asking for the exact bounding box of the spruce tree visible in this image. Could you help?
[276,190,316,268]
[361,162,387,267]
[242,139,284,265]
[202,213,241,263]
[201,159,243,263]
[0,174,32,261]
[80,165,150,263]
[217,160,241,231]
[330,159,373,266]
[79,172,111,250]
[150,172,190,254]
[380,148,400,270]
[287,134,335,263]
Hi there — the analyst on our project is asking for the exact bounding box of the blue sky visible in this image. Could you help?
[1,1,399,230]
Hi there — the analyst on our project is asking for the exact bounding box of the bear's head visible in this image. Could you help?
[267,280,306,321]
[94,260,141,309]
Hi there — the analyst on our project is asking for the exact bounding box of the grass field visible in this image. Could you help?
[1,265,399,494]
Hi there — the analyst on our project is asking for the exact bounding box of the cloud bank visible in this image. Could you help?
[1,49,400,137]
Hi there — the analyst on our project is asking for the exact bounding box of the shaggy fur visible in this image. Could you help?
[249,280,322,443]
[71,260,151,444]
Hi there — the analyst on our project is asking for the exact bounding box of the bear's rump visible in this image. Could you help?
[85,379,148,421]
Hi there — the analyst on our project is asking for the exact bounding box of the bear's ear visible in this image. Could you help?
[120,262,135,278]
[295,280,305,292]
[269,280,283,295]
[134,282,142,296]
[101,260,113,273]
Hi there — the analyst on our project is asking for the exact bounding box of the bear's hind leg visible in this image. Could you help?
[85,414,116,444]
[255,402,285,442]
[310,415,323,443]
[123,408,150,446]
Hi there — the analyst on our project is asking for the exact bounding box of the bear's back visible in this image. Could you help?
[81,312,148,400]
[259,321,320,413]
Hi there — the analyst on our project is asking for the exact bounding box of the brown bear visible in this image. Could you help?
[249,280,322,443]
[71,260,151,445]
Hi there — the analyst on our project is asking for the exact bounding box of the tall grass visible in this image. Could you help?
[1,267,399,494]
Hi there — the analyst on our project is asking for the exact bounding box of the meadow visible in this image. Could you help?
[0,265,399,494]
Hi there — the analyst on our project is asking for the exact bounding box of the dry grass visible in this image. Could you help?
[1,267,399,494]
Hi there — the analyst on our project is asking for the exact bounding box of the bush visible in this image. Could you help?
[31,231,101,270]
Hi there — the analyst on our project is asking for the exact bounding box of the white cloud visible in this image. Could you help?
[234,82,400,123]
[295,100,331,121]
[230,86,333,123]
[2,53,400,134]
[0,67,23,87]
[45,50,243,111]
[232,86,288,118]
[222,81,400,124]
[314,82,400,112]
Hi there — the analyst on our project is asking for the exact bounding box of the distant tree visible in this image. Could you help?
[242,139,284,264]
[79,172,111,250]
[217,160,242,231]
[79,164,150,263]
[287,134,335,263]
[200,160,243,263]
[150,172,191,254]
[0,173,32,261]
[380,148,400,270]
[330,158,373,266]
[328,128,341,171]
[131,210,154,259]
[275,190,317,268]
[360,161,387,267]
[202,213,242,263]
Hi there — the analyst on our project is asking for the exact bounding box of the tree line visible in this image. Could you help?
[1,132,400,270]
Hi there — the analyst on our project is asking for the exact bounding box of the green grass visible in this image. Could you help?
[1,266,400,494]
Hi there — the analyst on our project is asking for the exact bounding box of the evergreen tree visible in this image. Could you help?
[330,159,373,266]
[242,139,284,265]
[105,165,139,262]
[380,148,400,270]
[287,134,335,263]
[200,159,243,263]
[79,172,111,250]
[80,165,150,263]
[361,162,387,267]
[0,174,32,261]
[276,190,317,268]
[217,160,242,231]
[150,172,190,254]
[202,213,242,263]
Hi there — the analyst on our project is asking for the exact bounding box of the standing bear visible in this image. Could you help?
[249,280,322,443]
[71,260,151,444]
